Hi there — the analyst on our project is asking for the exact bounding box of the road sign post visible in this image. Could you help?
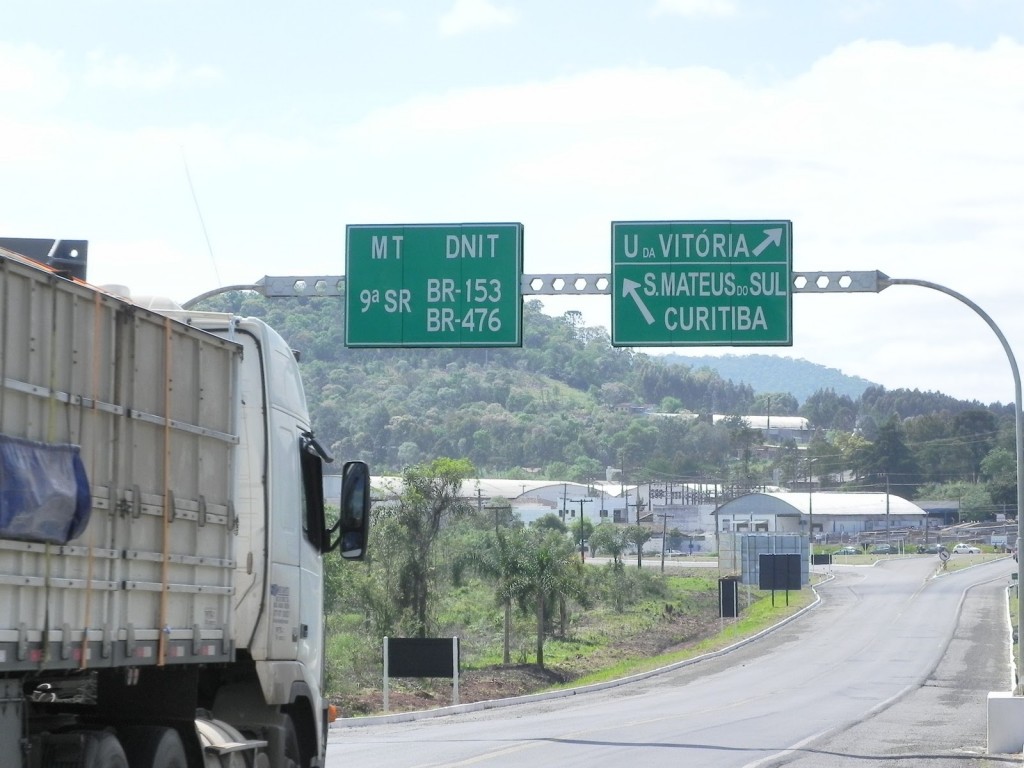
[345,223,523,347]
[611,220,793,347]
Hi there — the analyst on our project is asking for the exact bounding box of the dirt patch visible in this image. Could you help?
[332,598,723,717]
[333,665,570,717]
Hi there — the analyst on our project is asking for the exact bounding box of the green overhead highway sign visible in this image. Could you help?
[611,220,793,347]
[345,223,524,347]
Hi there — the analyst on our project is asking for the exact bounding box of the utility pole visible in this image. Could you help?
[620,453,626,497]
[630,494,648,569]
[658,513,670,573]
[807,457,815,558]
[483,504,511,535]
[569,498,594,560]
[886,473,891,545]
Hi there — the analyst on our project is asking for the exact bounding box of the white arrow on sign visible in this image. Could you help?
[622,279,655,325]
[751,227,783,257]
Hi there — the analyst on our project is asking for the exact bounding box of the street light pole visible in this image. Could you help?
[795,271,1023,683]
[875,275,1023,690]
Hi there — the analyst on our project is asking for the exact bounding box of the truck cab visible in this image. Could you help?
[0,240,368,768]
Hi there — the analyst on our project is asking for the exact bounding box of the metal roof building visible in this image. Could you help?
[717,491,927,537]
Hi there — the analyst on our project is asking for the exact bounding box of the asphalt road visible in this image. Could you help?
[330,557,1019,767]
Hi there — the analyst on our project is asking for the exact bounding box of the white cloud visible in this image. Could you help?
[82,51,223,91]
[438,0,517,37]
[650,0,738,18]
[832,0,884,24]
[0,43,68,107]
[2,28,1022,402]
[334,36,1024,401]
[366,8,408,26]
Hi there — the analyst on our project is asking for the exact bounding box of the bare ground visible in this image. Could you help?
[332,592,723,717]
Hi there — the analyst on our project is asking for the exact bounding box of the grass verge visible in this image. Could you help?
[548,581,817,690]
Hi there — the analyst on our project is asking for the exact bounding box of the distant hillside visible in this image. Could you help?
[658,354,876,403]
[189,292,1000,482]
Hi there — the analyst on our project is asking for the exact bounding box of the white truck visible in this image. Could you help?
[0,239,369,768]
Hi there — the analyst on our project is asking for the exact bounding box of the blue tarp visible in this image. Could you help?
[0,434,92,544]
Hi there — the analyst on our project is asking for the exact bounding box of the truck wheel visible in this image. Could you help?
[119,726,187,768]
[282,716,302,768]
[82,731,129,768]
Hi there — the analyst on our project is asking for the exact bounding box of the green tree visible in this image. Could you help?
[773,439,802,487]
[516,528,586,669]
[851,417,920,495]
[569,516,595,557]
[589,523,630,567]
[532,513,567,533]
[801,388,857,430]
[832,430,871,479]
[959,483,995,522]
[752,392,798,417]
[625,525,652,569]
[981,447,1017,508]
[459,528,529,665]
[659,396,684,413]
[722,415,762,489]
[903,413,956,485]
[387,458,476,637]
[952,409,997,482]
[329,507,407,640]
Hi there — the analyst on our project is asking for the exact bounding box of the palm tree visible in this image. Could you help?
[460,528,529,665]
[516,528,586,669]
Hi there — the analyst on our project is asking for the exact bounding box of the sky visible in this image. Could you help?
[2,0,1023,405]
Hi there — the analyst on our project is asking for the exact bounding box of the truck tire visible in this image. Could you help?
[82,731,129,768]
[119,726,187,768]
[282,715,301,768]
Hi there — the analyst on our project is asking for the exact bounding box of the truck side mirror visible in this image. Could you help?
[333,460,370,560]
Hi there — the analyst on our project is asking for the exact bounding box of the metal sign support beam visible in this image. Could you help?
[194,270,887,303]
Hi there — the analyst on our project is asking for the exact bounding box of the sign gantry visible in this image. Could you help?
[345,223,524,348]
[611,220,793,347]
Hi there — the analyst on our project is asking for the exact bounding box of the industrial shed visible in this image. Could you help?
[716,491,927,537]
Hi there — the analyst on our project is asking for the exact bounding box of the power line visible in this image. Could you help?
[180,146,221,288]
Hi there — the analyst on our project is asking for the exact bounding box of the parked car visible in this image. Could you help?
[916,543,941,554]
[870,544,898,555]
[952,543,982,554]
[834,546,859,556]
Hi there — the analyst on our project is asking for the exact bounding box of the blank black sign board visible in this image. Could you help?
[387,638,459,678]
[719,576,739,618]
[759,553,801,591]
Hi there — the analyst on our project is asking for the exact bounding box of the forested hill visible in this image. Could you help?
[659,353,875,402]
[193,292,1006,483]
